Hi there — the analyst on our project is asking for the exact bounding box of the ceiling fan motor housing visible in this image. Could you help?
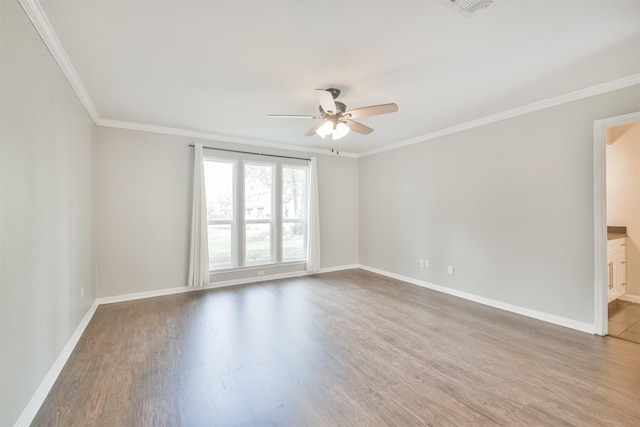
[319,101,346,115]
[326,88,341,99]
[268,87,397,139]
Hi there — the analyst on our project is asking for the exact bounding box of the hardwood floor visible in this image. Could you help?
[34,269,639,426]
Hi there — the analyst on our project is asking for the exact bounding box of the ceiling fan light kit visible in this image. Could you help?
[332,122,350,140]
[268,88,398,147]
[315,120,351,140]
[315,121,334,138]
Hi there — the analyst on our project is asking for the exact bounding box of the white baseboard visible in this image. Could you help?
[15,264,358,426]
[13,300,100,427]
[13,263,596,426]
[619,294,640,304]
[318,264,360,274]
[358,265,595,334]
[96,264,359,305]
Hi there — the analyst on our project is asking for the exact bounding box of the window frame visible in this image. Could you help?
[203,158,237,270]
[243,160,276,266]
[281,164,309,262]
[203,150,308,272]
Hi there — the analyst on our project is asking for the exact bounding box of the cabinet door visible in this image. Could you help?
[618,258,626,297]
[607,260,616,303]
[607,237,627,301]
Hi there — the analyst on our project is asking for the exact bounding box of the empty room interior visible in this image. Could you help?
[2,0,640,425]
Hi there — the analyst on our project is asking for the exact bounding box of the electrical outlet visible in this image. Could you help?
[258,270,265,276]
[425,259,430,269]
[447,265,455,275]
[80,286,84,298]
[419,259,425,268]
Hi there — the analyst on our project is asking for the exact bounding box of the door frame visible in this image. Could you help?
[593,111,640,336]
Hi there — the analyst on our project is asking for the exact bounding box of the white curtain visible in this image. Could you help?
[187,143,210,287]
[306,157,321,272]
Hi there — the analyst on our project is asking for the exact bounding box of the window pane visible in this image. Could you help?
[208,224,232,267]
[283,221,305,260]
[246,223,272,263]
[283,167,306,219]
[245,164,273,219]
[204,160,234,269]
[204,161,233,221]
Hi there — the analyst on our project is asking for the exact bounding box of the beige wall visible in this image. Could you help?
[95,127,359,297]
[0,2,96,425]
[359,86,640,325]
[607,122,640,297]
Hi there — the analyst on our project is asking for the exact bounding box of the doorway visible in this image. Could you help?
[605,120,640,343]
[593,111,640,338]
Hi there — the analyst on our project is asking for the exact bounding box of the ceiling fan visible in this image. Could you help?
[268,88,398,141]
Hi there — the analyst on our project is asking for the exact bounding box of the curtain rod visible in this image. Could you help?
[188,145,310,161]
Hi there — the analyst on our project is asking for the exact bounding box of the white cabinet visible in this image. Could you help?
[607,237,627,303]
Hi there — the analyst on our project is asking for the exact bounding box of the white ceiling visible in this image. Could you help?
[37,0,640,155]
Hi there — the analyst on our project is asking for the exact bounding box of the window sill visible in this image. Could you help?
[209,260,306,275]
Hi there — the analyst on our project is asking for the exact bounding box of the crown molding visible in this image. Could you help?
[18,0,100,123]
[19,0,355,158]
[97,118,359,158]
[20,0,638,159]
[360,74,640,158]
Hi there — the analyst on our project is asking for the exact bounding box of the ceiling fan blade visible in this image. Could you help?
[345,119,374,135]
[267,114,320,119]
[305,121,328,137]
[345,103,398,119]
[315,89,337,114]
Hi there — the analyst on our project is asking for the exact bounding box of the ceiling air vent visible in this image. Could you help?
[445,0,493,16]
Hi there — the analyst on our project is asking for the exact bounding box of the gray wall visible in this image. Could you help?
[0,2,96,425]
[359,86,639,325]
[95,127,359,297]
[1,0,636,422]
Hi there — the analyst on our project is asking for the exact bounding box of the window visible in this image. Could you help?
[204,160,235,270]
[244,163,274,264]
[203,153,308,271]
[282,166,307,261]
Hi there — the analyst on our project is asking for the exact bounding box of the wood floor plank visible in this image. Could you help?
[32,269,640,426]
